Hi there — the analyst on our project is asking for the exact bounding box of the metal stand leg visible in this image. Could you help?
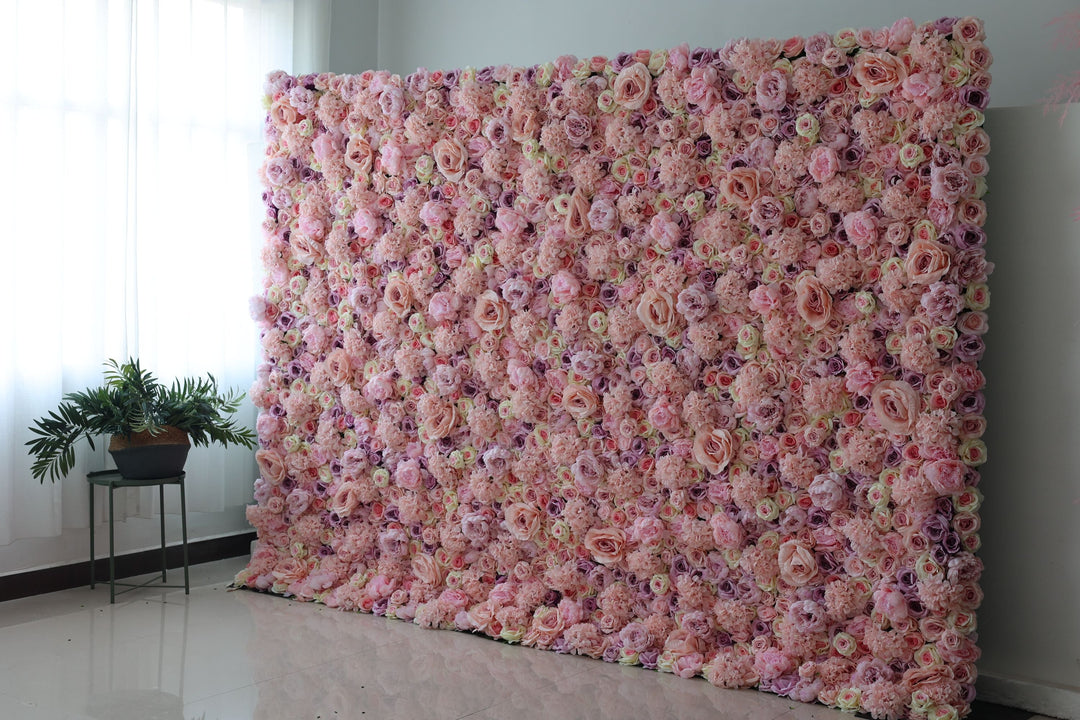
[160,483,167,583]
[108,486,116,604]
[180,475,189,594]
[89,481,95,589]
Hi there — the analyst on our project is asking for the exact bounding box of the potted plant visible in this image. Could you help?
[27,359,257,481]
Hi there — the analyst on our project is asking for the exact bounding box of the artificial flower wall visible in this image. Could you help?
[237,16,991,719]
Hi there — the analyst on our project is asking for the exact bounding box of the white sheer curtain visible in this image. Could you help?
[0,0,306,545]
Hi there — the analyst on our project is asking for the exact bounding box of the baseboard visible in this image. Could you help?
[0,531,256,603]
[978,671,1080,719]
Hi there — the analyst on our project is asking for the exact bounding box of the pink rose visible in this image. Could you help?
[419,200,450,229]
[588,197,618,231]
[749,195,785,231]
[365,573,398,600]
[473,290,509,332]
[504,502,542,540]
[507,358,537,388]
[433,138,467,182]
[755,69,789,112]
[352,207,380,241]
[693,427,735,475]
[647,399,682,435]
[710,512,745,550]
[379,138,405,176]
[460,512,491,544]
[619,621,653,653]
[613,62,652,110]
[636,288,677,337]
[395,458,422,490]
[930,163,972,203]
[854,51,907,95]
[871,379,920,435]
[795,275,833,330]
[953,16,985,44]
[495,207,528,237]
[631,516,666,550]
[378,528,409,557]
[364,372,395,403]
[684,66,718,109]
[428,291,461,322]
[902,71,943,107]
[778,540,819,586]
[755,647,794,682]
[842,210,878,248]
[924,459,966,495]
[873,585,909,625]
[905,239,952,285]
[809,472,845,511]
[649,212,682,250]
[551,270,582,305]
[584,527,627,565]
[563,111,592,146]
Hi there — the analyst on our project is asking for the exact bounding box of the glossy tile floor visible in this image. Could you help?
[0,558,1056,720]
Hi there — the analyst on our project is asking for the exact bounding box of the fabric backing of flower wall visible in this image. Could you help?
[238,16,992,720]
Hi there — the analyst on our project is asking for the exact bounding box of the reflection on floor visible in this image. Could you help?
[0,558,1057,720]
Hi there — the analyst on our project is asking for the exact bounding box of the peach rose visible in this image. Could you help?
[504,502,542,540]
[718,167,763,208]
[256,449,287,485]
[324,348,351,386]
[565,188,591,238]
[383,276,413,317]
[562,384,599,419]
[524,606,566,648]
[613,62,652,110]
[854,51,907,95]
[269,99,299,126]
[778,540,819,586]
[905,239,952,285]
[795,275,833,330]
[344,135,373,176]
[693,427,735,475]
[418,394,458,440]
[871,379,920,435]
[330,481,362,518]
[411,554,445,586]
[473,289,509,332]
[636,288,677,337]
[433,137,467,182]
[584,527,627,565]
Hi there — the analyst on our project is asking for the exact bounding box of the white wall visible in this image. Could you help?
[977,104,1080,718]
[345,2,1080,716]
[371,0,1080,108]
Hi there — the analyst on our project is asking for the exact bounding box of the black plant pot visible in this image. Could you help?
[107,428,191,480]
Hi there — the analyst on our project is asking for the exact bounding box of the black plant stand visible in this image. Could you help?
[87,470,190,603]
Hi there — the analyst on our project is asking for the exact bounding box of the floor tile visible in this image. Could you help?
[464,657,793,720]
[0,557,1055,720]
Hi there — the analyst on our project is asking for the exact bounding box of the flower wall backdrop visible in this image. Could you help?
[237,16,991,719]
